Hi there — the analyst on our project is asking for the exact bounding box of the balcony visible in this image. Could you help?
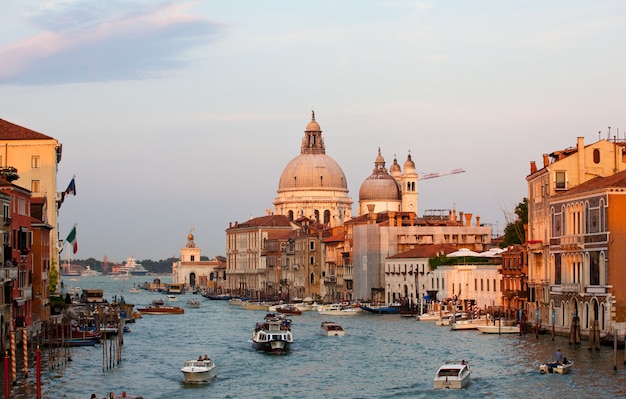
[324,276,337,284]
[561,283,583,294]
[560,235,584,250]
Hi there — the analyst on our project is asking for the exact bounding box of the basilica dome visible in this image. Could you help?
[278,112,348,192]
[359,149,400,201]
[274,112,352,226]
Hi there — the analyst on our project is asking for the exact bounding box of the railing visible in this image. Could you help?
[560,235,584,249]
[561,283,583,294]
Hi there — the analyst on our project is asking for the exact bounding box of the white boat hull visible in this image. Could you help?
[476,324,520,334]
[181,360,217,383]
[433,362,471,389]
[539,360,573,374]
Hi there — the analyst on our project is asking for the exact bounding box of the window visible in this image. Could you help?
[31,155,40,169]
[31,180,41,193]
[593,148,600,164]
[555,171,566,190]
[309,241,315,251]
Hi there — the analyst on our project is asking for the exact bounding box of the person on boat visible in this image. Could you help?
[198,355,203,361]
[554,349,563,363]
[91,394,97,399]
[461,360,466,365]
[204,354,210,360]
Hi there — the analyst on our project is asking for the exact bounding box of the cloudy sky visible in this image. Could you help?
[1,1,624,262]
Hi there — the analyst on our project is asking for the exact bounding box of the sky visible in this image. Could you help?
[1,1,625,263]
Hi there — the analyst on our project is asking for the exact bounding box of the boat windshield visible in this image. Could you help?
[438,369,460,377]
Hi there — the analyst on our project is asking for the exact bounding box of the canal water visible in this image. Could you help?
[5,275,626,398]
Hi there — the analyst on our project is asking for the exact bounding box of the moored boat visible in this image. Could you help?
[181,356,217,383]
[252,313,293,353]
[451,317,489,330]
[476,322,521,334]
[276,305,302,316]
[320,321,345,337]
[433,360,471,389]
[316,303,361,316]
[359,303,400,314]
[187,298,200,308]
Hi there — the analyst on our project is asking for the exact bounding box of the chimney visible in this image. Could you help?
[389,211,396,227]
[465,213,472,227]
[530,161,537,174]
[459,211,464,224]
[475,216,481,227]
[543,154,549,167]
[367,204,376,224]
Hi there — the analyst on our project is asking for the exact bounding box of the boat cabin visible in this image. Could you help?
[81,289,104,303]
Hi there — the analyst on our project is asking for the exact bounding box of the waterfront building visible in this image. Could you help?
[428,263,503,309]
[225,215,294,297]
[0,119,63,289]
[385,244,457,307]
[322,225,352,302]
[172,232,225,292]
[499,245,528,315]
[0,183,11,353]
[0,174,34,342]
[351,207,491,303]
[546,170,626,335]
[526,136,626,335]
[30,196,53,338]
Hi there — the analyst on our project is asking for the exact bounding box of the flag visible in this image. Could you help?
[65,225,78,254]
[65,176,76,196]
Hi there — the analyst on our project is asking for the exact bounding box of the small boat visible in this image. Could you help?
[128,287,141,293]
[242,301,271,311]
[316,303,361,316]
[320,321,345,337]
[137,300,184,315]
[435,313,467,326]
[252,313,293,353]
[205,293,231,300]
[433,360,471,389]
[187,298,200,308]
[539,358,573,374]
[166,295,178,301]
[276,305,302,316]
[181,357,217,383]
[359,303,400,314]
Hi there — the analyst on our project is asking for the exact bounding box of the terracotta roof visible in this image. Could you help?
[387,244,458,259]
[230,215,292,229]
[0,119,55,140]
[553,169,626,198]
[323,232,345,243]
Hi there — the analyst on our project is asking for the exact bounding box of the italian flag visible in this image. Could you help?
[66,226,78,254]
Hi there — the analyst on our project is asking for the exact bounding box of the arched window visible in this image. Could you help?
[324,210,331,224]
[314,209,320,222]
[593,148,600,164]
[310,273,315,285]
[288,210,294,221]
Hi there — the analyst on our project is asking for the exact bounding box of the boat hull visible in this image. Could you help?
[434,362,471,389]
[181,360,217,383]
[539,360,573,374]
[321,322,345,336]
[137,306,184,315]
[476,324,521,334]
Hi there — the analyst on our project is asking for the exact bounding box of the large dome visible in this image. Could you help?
[274,112,352,227]
[279,153,348,191]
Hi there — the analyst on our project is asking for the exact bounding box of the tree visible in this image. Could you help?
[501,198,528,247]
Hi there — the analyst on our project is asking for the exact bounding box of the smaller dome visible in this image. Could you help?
[390,157,401,174]
[306,110,320,131]
[404,153,415,170]
[359,174,401,201]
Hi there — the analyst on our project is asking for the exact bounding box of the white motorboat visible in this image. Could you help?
[320,321,345,337]
[433,360,471,389]
[166,295,178,301]
[539,358,573,374]
[181,357,217,383]
[476,323,520,334]
[416,310,450,321]
[451,317,489,331]
[252,314,293,353]
[435,313,467,326]
[187,298,200,308]
[316,303,361,316]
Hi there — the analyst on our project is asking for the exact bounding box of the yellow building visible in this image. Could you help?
[172,232,225,292]
[0,119,63,288]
